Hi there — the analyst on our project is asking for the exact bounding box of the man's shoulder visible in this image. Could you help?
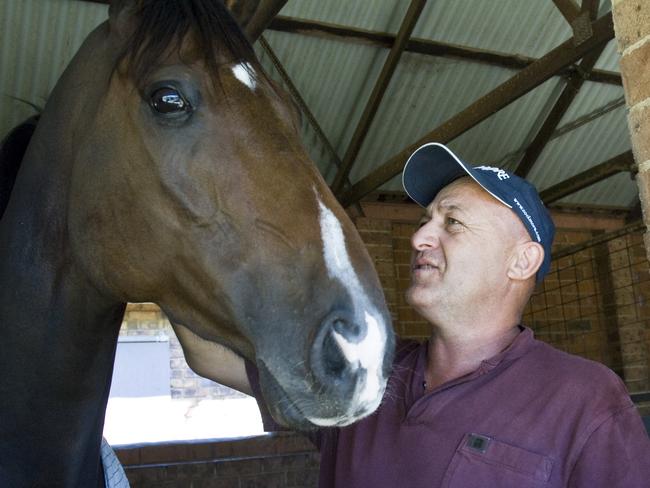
[525,336,630,404]
[529,337,615,374]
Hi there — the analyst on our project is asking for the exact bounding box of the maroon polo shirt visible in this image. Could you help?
[248,327,650,487]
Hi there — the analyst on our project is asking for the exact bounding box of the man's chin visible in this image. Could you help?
[405,285,432,306]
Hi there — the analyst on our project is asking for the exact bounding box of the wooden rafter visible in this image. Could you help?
[513,44,606,178]
[552,0,600,46]
[581,0,600,21]
[339,12,615,208]
[331,0,427,196]
[540,151,634,204]
[268,16,621,86]
[224,0,288,40]
[553,0,581,24]
[513,1,600,178]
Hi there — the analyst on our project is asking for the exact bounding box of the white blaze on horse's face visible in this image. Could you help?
[315,196,388,424]
[232,62,256,90]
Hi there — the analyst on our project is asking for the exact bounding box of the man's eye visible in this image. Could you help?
[446,217,461,226]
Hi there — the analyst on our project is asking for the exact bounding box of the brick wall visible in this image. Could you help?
[115,433,319,488]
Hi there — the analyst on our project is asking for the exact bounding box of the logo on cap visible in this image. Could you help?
[475,165,510,181]
[513,197,541,242]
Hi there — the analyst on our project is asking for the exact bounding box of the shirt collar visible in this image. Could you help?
[479,326,534,371]
[414,326,535,397]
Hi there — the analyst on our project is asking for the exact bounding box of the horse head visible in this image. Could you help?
[60,0,394,429]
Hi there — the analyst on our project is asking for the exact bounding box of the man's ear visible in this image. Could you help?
[109,0,138,41]
[507,241,544,281]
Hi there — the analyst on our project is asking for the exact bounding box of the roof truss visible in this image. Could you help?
[340,12,615,207]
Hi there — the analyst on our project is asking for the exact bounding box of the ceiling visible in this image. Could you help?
[0,0,637,215]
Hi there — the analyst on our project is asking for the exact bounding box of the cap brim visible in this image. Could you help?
[402,143,511,209]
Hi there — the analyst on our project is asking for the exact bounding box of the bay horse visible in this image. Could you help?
[0,1,394,486]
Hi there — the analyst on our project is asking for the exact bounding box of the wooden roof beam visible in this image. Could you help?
[224,0,288,41]
[581,0,600,21]
[268,16,621,86]
[339,12,615,207]
[331,0,427,196]
[540,150,634,204]
[553,0,581,24]
[553,0,601,46]
[513,44,606,178]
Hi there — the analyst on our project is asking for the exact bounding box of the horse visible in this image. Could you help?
[0,1,395,486]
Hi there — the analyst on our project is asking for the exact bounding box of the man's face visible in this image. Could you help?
[406,177,527,323]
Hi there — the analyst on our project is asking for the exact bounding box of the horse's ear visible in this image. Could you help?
[225,0,288,42]
[108,0,138,40]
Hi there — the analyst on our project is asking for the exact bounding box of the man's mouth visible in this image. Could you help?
[413,256,440,272]
[413,263,437,271]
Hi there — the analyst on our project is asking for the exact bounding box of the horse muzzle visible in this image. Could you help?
[259,307,394,429]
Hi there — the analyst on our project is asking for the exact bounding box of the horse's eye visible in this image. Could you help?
[149,87,191,115]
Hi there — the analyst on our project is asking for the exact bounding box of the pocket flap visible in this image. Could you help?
[459,433,553,482]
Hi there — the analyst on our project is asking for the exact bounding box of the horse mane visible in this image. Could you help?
[119,0,257,86]
[0,116,39,218]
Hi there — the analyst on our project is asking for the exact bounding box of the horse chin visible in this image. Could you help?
[256,359,319,430]
[256,359,373,430]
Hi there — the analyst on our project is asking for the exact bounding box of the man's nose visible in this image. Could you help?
[411,222,439,251]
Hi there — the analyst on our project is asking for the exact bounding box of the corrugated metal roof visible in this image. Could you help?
[0,0,107,137]
[413,0,572,58]
[1,0,633,211]
[280,0,407,33]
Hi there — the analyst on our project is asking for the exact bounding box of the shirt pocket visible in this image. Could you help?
[442,433,553,488]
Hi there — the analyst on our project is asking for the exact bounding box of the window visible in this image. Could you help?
[103,304,265,445]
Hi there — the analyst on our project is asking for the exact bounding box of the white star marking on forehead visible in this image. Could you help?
[232,62,256,90]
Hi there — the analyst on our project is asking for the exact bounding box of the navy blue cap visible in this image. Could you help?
[402,143,555,282]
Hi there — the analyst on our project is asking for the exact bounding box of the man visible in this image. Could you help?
[204,143,650,487]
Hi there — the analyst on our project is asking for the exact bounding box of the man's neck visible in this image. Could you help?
[424,324,521,392]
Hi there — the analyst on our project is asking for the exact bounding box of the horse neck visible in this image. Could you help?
[0,196,125,487]
[0,152,125,486]
[0,22,125,487]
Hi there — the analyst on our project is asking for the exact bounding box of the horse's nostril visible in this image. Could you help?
[321,330,348,379]
[311,311,368,388]
[331,317,364,343]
